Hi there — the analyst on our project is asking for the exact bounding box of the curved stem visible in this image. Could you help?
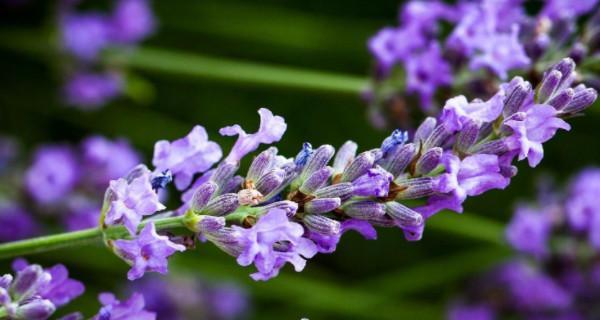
[0,216,187,260]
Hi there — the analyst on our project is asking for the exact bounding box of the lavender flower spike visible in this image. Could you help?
[220,108,287,164]
[93,292,156,320]
[104,165,165,235]
[114,222,185,281]
[153,125,222,190]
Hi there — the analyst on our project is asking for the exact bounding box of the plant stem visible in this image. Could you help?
[0,216,187,260]
[106,47,367,94]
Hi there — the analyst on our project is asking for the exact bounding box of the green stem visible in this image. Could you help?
[0,216,187,260]
[107,47,367,94]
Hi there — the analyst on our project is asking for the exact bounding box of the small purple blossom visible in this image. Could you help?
[405,43,453,109]
[25,145,79,205]
[153,125,222,190]
[60,13,111,60]
[0,203,39,242]
[440,93,504,132]
[110,0,156,44]
[505,206,552,257]
[351,166,393,197]
[233,209,317,281]
[93,292,156,320]
[114,222,185,281]
[104,165,165,235]
[82,136,140,188]
[64,72,123,109]
[220,108,287,164]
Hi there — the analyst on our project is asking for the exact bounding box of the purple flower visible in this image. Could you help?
[419,153,510,216]
[64,72,123,109]
[205,283,249,320]
[233,209,317,281]
[448,303,495,320]
[153,125,222,190]
[469,25,531,80]
[500,261,572,311]
[308,219,377,253]
[93,292,156,320]
[565,169,600,249]
[82,136,140,188]
[440,93,504,132]
[219,108,287,164]
[505,105,571,167]
[368,26,426,74]
[25,145,79,205]
[351,166,393,197]
[61,13,111,60]
[404,43,453,109]
[542,0,599,20]
[0,203,39,242]
[110,0,156,44]
[104,165,165,235]
[64,199,101,231]
[114,222,185,281]
[505,206,552,257]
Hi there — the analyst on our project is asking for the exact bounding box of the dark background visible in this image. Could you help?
[1,1,599,319]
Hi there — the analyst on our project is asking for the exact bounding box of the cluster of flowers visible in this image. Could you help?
[449,168,600,320]
[367,0,599,128]
[0,135,140,241]
[99,58,597,281]
[59,0,155,109]
[0,259,155,320]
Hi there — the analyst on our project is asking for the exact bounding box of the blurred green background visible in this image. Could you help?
[1,1,599,319]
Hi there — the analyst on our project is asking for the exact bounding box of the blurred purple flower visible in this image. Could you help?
[64,72,122,109]
[505,206,552,257]
[542,0,599,20]
[405,43,452,109]
[25,145,79,205]
[0,203,39,242]
[448,303,495,320]
[64,199,101,231]
[82,136,140,188]
[566,169,600,249]
[469,25,530,79]
[110,0,156,44]
[93,292,156,320]
[61,13,112,60]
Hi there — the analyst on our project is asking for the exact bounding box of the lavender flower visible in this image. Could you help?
[110,0,156,44]
[404,43,453,109]
[0,203,39,242]
[104,165,165,235]
[233,209,318,281]
[64,72,123,109]
[25,145,79,205]
[113,222,185,280]
[82,136,140,188]
[60,13,111,60]
[0,260,84,320]
[153,125,222,190]
[219,108,287,164]
[92,292,155,320]
[505,206,552,258]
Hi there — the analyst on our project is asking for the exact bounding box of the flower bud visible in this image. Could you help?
[11,265,50,301]
[341,151,375,182]
[304,198,341,214]
[385,202,423,229]
[203,193,240,216]
[380,129,408,154]
[219,175,244,195]
[395,178,436,200]
[415,147,442,175]
[552,58,576,90]
[16,298,56,320]
[254,201,298,217]
[190,181,218,212]
[301,145,335,180]
[414,117,437,143]
[403,223,424,241]
[246,148,277,183]
[424,124,451,149]
[342,200,386,219]
[303,215,341,235]
[537,70,561,103]
[193,215,226,233]
[332,141,357,175]
[456,120,480,152]
[255,168,286,196]
[378,143,417,177]
[561,87,598,114]
[314,183,354,199]
[504,79,532,115]
[547,88,574,110]
[469,139,510,155]
[300,167,332,195]
[210,163,239,189]
[294,142,313,167]
[352,167,392,197]
[0,274,13,289]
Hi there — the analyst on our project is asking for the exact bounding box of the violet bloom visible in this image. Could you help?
[469,26,530,80]
[104,165,165,235]
[233,209,318,281]
[419,153,510,217]
[368,25,426,74]
[541,0,599,20]
[206,284,249,320]
[404,43,453,109]
[565,169,600,249]
[83,136,140,188]
[64,72,122,109]
[114,222,185,281]
[153,125,222,190]
[220,108,287,164]
[0,203,39,242]
[505,206,552,258]
[440,93,504,132]
[505,105,571,167]
[61,13,111,60]
[110,0,156,44]
[64,199,101,231]
[351,166,393,197]
[93,292,156,320]
[448,304,495,320]
[25,145,79,205]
